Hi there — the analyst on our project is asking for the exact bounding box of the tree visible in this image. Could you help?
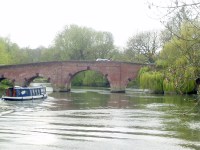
[0,37,32,65]
[53,25,92,60]
[125,31,160,63]
[156,22,200,94]
[144,1,200,94]
[0,38,10,64]
[0,37,19,64]
[40,47,62,62]
[148,0,200,40]
[147,0,200,19]
[90,31,115,59]
[53,24,115,61]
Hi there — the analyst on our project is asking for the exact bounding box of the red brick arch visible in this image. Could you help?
[0,61,145,93]
[64,69,111,91]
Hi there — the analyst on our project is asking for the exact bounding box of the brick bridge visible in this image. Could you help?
[0,61,145,93]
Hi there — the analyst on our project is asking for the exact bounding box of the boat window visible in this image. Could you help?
[16,89,21,97]
[21,90,26,95]
[38,89,41,95]
[33,89,35,96]
[35,89,38,95]
[35,89,37,95]
[36,89,39,95]
[30,89,32,96]
[20,89,31,97]
[30,89,34,96]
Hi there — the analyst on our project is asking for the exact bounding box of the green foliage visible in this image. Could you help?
[158,40,181,67]
[0,37,30,65]
[139,71,164,93]
[182,80,196,94]
[72,72,85,86]
[32,77,49,83]
[155,21,200,94]
[0,79,13,90]
[0,37,12,64]
[164,65,196,94]
[72,71,109,87]
[163,79,176,93]
[127,79,139,88]
[53,24,114,61]
[158,22,200,68]
[156,53,197,94]
[138,66,151,75]
[90,31,115,59]
[155,60,168,69]
[163,79,196,94]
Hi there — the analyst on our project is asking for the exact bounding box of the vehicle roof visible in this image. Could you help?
[11,86,45,90]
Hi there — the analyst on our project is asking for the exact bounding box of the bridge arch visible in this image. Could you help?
[23,75,51,87]
[0,77,14,88]
[64,69,110,91]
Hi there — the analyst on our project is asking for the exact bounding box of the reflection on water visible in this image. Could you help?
[0,87,200,150]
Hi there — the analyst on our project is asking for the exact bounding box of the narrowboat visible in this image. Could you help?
[1,86,47,101]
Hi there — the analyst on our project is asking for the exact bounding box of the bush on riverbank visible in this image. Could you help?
[138,66,197,94]
[139,69,164,94]
[72,71,109,87]
[0,79,13,90]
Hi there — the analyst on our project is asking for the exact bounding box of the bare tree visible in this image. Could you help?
[147,0,200,37]
[125,31,160,63]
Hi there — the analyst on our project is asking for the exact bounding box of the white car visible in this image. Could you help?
[96,58,110,61]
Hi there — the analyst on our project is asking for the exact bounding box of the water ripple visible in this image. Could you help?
[0,90,199,150]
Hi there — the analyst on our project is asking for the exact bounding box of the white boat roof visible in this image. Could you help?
[13,86,45,89]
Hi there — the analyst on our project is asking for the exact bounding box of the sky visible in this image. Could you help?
[0,0,163,49]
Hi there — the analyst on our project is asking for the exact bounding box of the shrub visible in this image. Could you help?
[139,71,164,93]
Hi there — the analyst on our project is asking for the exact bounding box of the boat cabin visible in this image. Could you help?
[2,86,47,100]
[6,86,46,97]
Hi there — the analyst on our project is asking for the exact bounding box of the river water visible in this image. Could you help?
[0,86,200,150]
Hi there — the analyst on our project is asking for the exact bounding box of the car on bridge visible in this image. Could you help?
[96,58,110,61]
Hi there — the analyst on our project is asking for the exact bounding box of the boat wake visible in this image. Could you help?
[0,109,15,116]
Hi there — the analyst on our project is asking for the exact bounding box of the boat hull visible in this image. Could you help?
[2,94,47,101]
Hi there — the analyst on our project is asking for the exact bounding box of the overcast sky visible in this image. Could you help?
[0,0,163,48]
